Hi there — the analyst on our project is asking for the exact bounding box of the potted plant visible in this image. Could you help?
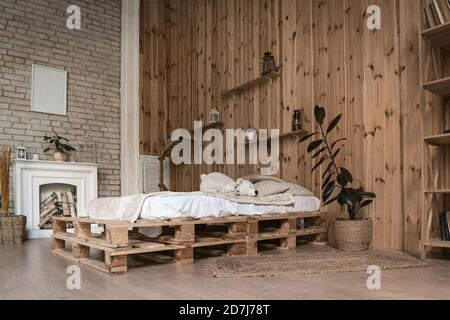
[300,106,376,251]
[43,131,77,162]
[0,145,26,244]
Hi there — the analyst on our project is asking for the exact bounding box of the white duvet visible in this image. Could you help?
[87,192,321,222]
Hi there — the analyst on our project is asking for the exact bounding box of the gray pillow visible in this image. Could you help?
[281,182,314,197]
[254,180,290,196]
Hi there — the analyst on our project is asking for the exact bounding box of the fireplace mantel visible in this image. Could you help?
[13,160,98,239]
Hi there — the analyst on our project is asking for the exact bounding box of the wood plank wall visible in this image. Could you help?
[139,0,422,253]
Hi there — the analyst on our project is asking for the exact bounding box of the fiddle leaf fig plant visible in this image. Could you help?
[300,106,376,220]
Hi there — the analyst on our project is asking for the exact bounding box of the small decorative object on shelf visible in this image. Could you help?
[43,131,77,162]
[208,108,220,124]
[15,145,26,160]
[262,52,278,76]
[292,109,303,131]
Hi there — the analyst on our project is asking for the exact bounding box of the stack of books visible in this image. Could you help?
[438,212,450,241]
[424,0,450,28]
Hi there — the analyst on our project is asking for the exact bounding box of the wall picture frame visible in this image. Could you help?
[31,65,67,116]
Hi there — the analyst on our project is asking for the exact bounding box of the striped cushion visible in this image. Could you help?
[254,181,290,196]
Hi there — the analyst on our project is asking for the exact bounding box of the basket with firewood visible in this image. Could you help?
[0,145,27,244]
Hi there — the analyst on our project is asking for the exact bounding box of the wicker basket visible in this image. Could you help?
[334,218,372,252]
[0,215,27,245]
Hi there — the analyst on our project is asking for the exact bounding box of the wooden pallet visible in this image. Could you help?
[51,215,249,275]
[52,212,326,275]
[246,212,327,255]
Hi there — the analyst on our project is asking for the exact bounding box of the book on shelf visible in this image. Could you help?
[439,212,450,241]
[447,212,450,239]
[425,4,437,28]
[433,0,445,24]
[430,2,441,25]
[438,0,450,21]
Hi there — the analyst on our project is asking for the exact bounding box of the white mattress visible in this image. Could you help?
[139,192,320,220]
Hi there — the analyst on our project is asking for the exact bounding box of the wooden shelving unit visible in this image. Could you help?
[423,76,450,97]
[221,71,280,98]
[425,239,450,249]
[420,1,450,260]
[424,133,450,146]
[421,22,450,49]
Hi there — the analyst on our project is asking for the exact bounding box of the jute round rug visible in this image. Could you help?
[204,248,432,278]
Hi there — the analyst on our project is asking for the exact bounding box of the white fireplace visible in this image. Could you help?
[13,160,98,239]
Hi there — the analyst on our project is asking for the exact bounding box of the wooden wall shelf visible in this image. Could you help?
[244,130,308,146]
[221,71,280,98]
[423,76,450,97]
[424,189,450,194]
[421,22,450,49]
[424,133,450,146]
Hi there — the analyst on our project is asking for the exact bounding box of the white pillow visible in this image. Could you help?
[254,181,290,196]
[200,172,236,194]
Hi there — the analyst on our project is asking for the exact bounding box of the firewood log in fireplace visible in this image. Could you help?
[39,207,61,229]
[61,192,71,217]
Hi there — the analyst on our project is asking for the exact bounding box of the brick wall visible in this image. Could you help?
[0,0,122,211]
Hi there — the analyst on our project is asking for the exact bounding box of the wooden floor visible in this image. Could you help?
[0,239,449,300]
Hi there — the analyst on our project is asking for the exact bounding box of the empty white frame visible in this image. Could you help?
[31,65,67,116]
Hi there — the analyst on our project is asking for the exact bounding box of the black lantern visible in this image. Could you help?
[262,52,277,76]
[292,109,303,131]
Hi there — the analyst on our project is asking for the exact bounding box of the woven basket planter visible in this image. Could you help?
[0,215,27,245]
[334,218,372,252]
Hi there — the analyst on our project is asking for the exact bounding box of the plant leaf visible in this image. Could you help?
[323,180,334,195]
[322,173,333,190]
[337,173,348,187]
[360,200,373,208]
[311,157,326,173]
[323,183,335,203]
[307,140,323,153]
[360,192,376,198]
[331,138,346,150]
[322,162,333,179]
[326,113,342,135]
[314,105,326,125]
[337,191,346,206]
[299,132,317,143]
[312,147,326,159]
[323,196,338,206]
[332,148,341,159]
[339,167,353,184]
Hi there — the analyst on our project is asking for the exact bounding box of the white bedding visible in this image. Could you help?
[87,192,321,222]
[139,192,320,220]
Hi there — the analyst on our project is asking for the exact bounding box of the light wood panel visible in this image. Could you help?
[139,0,424,253]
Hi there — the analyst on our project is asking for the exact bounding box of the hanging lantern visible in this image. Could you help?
[262,52,278,76]
[209,108,220,124]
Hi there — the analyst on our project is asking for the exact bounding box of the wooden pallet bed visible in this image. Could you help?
[51,212,327,275]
